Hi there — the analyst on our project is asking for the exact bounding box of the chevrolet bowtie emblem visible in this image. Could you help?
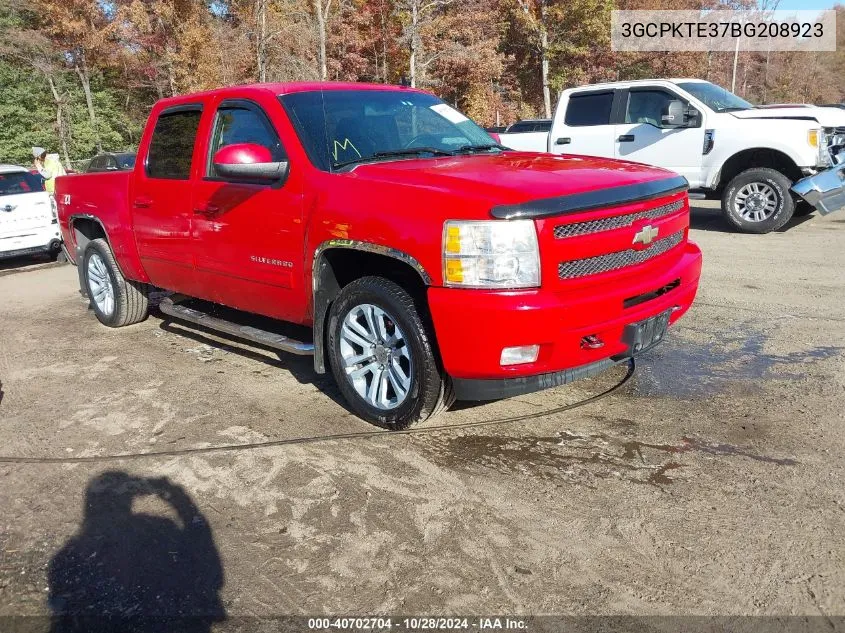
[633,224,659,246]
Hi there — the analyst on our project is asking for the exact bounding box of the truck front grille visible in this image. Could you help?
[558,230,684,279]
[554,200,684,239]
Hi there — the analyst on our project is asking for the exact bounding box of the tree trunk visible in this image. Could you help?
[540,1,551,119]
[74,51,102,153]
[409,0,418,87]
[762,49,771,103]
[315,0,328,80]
[46,75,72,170]
[256,0,268,82]
[381,9,389,82]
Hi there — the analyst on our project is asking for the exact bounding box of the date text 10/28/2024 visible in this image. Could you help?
[308,617,528,630]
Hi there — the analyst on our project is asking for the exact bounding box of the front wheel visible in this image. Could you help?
[721,167,794,234]
[327,276,453,429]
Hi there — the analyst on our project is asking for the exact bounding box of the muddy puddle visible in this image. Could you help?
[629,329,842,399]
[419,429,797,489]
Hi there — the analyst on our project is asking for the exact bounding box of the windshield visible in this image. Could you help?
[0,171,45,197]
[280,89,497,171]
[677,81,754,113]
[117,154,136,169]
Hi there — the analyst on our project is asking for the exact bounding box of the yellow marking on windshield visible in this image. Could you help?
[333,138,361,161]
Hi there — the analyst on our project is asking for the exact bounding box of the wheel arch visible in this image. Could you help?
[311,240,432,374]
[715,148,803,191]
[69,215,123,297]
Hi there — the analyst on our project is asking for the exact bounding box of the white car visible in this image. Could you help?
[0,164,63,260]
[528,79,845,234]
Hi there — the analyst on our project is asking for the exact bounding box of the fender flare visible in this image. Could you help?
[68,213,124,296]
[310,239,431,374]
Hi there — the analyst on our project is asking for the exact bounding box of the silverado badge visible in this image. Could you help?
[633,224,659,246]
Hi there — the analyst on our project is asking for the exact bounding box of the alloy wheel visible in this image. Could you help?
[735,182,778,222]
[87,252,115,316]
[339,303,413,410]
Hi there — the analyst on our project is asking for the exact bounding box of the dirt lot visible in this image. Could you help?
[0,201,844,628]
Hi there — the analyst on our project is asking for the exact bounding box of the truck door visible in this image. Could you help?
[190,97,304,323]
[132,104,203,295]
[549,90,616,158]
[614,88,705,186]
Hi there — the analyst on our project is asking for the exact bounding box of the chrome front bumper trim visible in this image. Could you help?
[792,163,845,216]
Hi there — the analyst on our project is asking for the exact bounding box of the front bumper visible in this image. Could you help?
[792,162,845,215]
[428,241,702,399]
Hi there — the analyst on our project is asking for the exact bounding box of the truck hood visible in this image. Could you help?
[730,107,845,128]
[345,152,679,207]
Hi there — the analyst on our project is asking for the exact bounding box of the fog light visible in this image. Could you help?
[500,345,540,366]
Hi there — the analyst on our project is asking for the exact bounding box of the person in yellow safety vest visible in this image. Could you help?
[32,147,66,195]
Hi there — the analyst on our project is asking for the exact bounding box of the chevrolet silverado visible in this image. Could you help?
[56,82,702,428]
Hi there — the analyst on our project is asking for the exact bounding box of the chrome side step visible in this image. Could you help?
[158,296,314,356]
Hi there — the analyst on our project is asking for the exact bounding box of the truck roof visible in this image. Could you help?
[154,81,425,109]
[564,78,707,92]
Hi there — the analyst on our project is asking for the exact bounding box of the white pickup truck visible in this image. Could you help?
[510,79,845,234]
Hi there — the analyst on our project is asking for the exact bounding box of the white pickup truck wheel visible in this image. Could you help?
[327,276,453,429]
[722,168,795,234]
[82,238,150,327]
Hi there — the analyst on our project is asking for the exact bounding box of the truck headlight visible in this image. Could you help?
[443,220,540,288]
[809,128,831,166]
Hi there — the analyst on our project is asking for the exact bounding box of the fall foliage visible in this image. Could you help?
[0,0,842,167]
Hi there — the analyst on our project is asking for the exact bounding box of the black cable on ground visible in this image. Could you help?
[0,359,635,465]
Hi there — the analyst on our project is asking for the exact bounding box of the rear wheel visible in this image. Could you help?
[83,238,149,327]
[327,276,452,429]
[722,167,794,234]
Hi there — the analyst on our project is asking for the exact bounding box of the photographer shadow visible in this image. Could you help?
[48,471,225,633]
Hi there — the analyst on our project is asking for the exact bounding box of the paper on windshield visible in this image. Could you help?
[431,103,469,124]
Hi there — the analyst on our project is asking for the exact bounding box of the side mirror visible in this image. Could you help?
[661,100,685,127]
[213,143,289,183]
[684,105,701,127]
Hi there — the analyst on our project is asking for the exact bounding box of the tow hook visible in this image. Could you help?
[581,334,605,350]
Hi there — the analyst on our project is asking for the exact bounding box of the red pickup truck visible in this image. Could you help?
[56,82,702,428]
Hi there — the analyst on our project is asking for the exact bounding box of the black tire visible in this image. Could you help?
[49,246,68,263]
[721,167,795,234]
[82,238,150,327]
[327,276,453,429]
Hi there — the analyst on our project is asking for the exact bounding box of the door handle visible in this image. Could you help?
[193,204,220,215]
[617,134,636,142]
[132,197,152,208]
[555,137,571,145]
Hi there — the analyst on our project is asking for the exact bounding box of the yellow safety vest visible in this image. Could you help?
[43,155,66,194]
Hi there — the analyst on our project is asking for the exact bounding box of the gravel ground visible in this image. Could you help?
[0,201,843,630]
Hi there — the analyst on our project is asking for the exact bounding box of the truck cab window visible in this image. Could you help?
[626,91,673,127]
[207,106,285,178]
[146,109,202,180]
[564,92,614,127]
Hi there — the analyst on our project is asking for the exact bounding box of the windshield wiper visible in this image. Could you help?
[452,144,506,154]
[374,147,455,158]
[333,147,454,170]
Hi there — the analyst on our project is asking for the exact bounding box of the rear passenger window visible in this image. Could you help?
[146,109,202,180]
[564,92,614,127]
